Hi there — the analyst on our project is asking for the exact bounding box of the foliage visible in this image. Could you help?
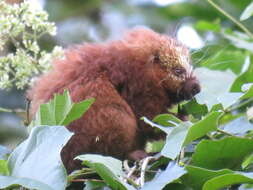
[0,91,94,189]
[29,90,95,129]
[0,0,63,89]
[0,126,72,190]
[1,0,253,190]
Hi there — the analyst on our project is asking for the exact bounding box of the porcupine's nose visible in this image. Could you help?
[180,79,201,100]
[191,82,201,96]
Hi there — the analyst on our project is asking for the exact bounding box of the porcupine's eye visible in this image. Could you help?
[153,54,160,64]
[173,67,186,77]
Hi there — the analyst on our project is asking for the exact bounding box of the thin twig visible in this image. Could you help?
[24,98,31,126]
[139,156,154,187]
[207,0,253,39]
[127,165,137,179]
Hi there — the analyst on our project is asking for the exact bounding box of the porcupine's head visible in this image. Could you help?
[122,28,200,102]
[152,33,201,102]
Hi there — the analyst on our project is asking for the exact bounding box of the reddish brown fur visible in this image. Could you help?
[28,28,197,173]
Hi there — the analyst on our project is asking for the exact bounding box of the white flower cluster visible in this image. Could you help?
[0,0,63,89]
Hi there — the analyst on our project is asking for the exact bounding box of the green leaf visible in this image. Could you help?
[76,154,135,190]
[161,122,191,159]
[142,117,174,134]
[183,111,222,145]
[164,183,192,190]
[203,172,253,190]
[231,57,253,92]
[8,126,73,190]
[182,99,208,119]
[31,90,95,127]
[182,165,232,190]
[161,111,222,159]
[0,176,53,190]
[142,162,186,190]
[192,137,253,170]
[61,97,95,126]
[242,154,253,169]
[240,2,253,21]
[195,68,243,110]
[0,160,9,175]
[152,114,181,127]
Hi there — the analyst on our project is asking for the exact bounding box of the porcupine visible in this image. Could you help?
[28,28,201,173]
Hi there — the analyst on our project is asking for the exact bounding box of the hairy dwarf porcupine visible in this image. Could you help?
[28,28,200,173]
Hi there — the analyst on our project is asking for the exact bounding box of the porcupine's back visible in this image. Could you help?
[27,28,166,115]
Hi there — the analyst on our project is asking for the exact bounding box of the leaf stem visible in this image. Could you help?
[0,107,25,114]
[70,178,103,183]
[217,129,235,136]
[226,97,253,113]
[207,0,253,39]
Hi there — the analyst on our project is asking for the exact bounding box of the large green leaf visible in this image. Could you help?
[182,165,232,190]
[76,154,135,190]
[161,122,190,159]
[195,68,243,110]
[141,162,186,190]
[7,126,73,190]
[31,90,95,127]
[192,137,253,170]
[183,111,222,145]
[184,167,253,190]
[203,172,253,190]
[0,176,53,190]
[161,111,221,159]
